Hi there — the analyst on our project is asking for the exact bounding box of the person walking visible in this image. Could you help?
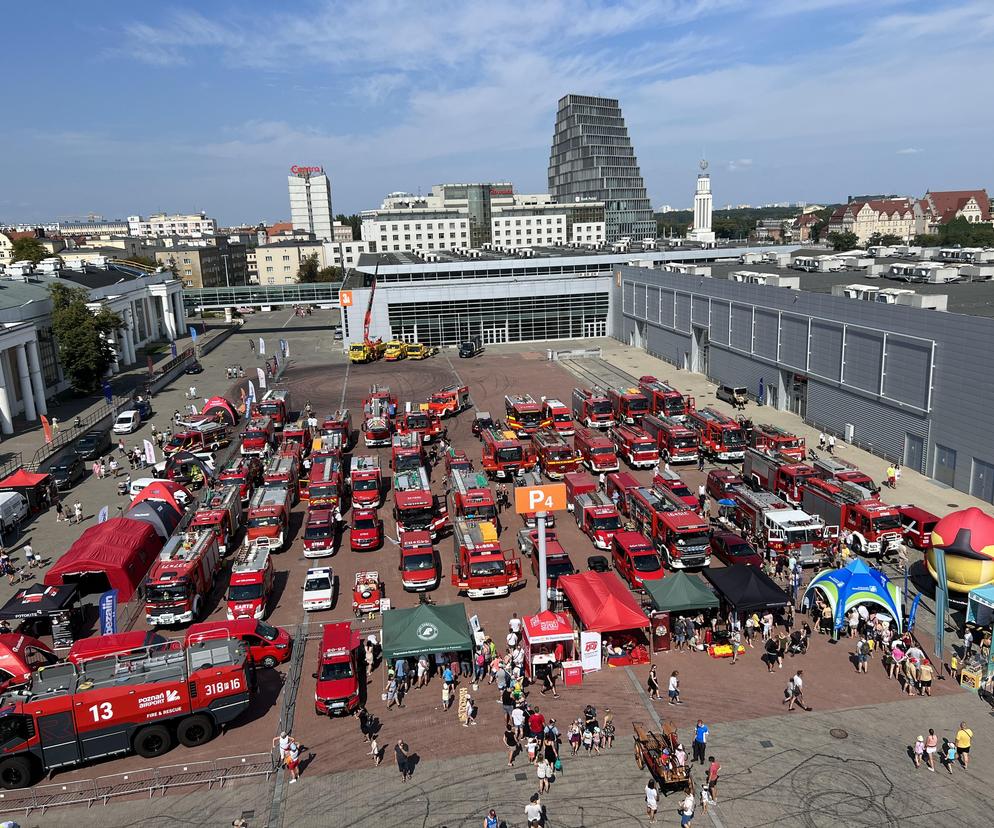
[785,670,809,711]
[693,720,709,766]
[284,738,301,784]
[504,723,519,766]
[827,434,836,454]
[647,665,660,700]
[72,501,82,525]
[668,670,682,705]
[697,452,705,472]
[484,809,499,828]
[730,627,741,664]
[395,740,412,782]
[644,779,659,823]
[955,722,973,770]
[536,755,552,792]
[525,794,543,828]
[894,464,902,487]
[697,483,707,515]
[856,634,870,673]
[368,735,382,767]
[22,542,39,569]
[818,432,826,451]
[924,729,938,772]
[679,789,696,827]
[913,734,925,769]
[540,667,560,698]
[55,501,66,523]
[707,756,721,802]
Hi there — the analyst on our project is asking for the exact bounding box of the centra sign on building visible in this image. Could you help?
[291,165,324,175]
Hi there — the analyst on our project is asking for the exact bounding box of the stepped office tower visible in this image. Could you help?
[548,95,656,243]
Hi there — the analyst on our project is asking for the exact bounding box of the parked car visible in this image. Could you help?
[46,455,86,490]
[235,306,256,315]
[113,410,142,434]
[129,477,191,505]
[74,429,111,461]
[709,531,763,568]
[0,492,28,535]
[715,385,748,407]
[303,567,336,612]
[185,361,204,374]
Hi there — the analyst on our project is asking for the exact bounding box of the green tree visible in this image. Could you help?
[914,234,940,246]
[938,216,994,247]
[122,253,159,269]
[866,233,905,247]
[315,265,342,282]
[49,283,123,393]
[297,253,320,283]
[11,237,48,264]
[827,231,859,251]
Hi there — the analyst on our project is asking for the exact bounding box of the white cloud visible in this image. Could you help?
[727,158,753,171]
[896,147,923,155]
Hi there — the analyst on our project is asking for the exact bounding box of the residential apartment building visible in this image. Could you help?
[254,240,325,285]
[152,239,247,288]
[128,212,218,238]
[288,166,335,240]
[826,198,915,243]
[915,189,992,235]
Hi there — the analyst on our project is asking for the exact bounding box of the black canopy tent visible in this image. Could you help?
[0,583,82,647]
[703,565,790,614]
[125,499,183,540]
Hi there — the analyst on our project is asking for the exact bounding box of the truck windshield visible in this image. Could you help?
[675,532,710,549]
[248,515,281,528]
[166,436,186,450]
[309,484,338,499]
[304,524,333,540]
[673,437,697,449]
[662,398,685,417]
[872,514,902,532]
[591,401,612,414]
[258,403,280,416]
[353,478,378,491]
[547,448,573,461]
[667,483,692,497]
[229,583,263,601]
[406,415,428,429]
[394,456,420,472]
[787,527,823,544]
[497,447,522,462]
[401,508,433,526]
[723,430,746,448]
[244,430,267,441]
[402,553,435,571]
[779,438,802,449]
[519,411,541,426]
[627,398,648,412]
[305,576,331,592]
[469,559,506,577]
[591,447,614,456]
[256,621,281,641]
[553,413,572,423]
[147,584,189,602]
[632,554,662,572]
[320,660,354,681]
[353,517,378,530]
[465,506,496,521]
[547,559,575,578]
[591,515,620,531]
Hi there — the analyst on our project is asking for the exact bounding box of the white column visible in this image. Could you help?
[0,353,13,434]
[161,295,177,340]
[26,339,47,417]
[173,292,186,336]
[14,344,36,421]
[124,327,136,366]
[108,332,120,373]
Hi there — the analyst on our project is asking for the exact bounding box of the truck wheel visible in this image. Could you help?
[134,724,173,758]
[0,756,33,789]
[177,715,215,748]
[191,595,203,621]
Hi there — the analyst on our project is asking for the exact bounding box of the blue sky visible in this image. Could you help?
[2,0,992,224]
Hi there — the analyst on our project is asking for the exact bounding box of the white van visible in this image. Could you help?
[0,492,28,535]
[113,409,141,434]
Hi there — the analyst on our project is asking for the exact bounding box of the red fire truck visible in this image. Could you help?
[320,409,353,450]
[164,423,230,458]
[504,393,548,437]
[571,491,622,550]
[227,545,274,619]
[363,385,396,419]
[253,388,292,431]
[218,456,262,506]
[443,448,473,474]
[533,428,582,479]
[145,530,222,626]
[651,469,698,510]
[362,414,392,448]
[638,375,694,420]
[450,469,499,525]
[398,530,441,592]
[610,424,659,469]
[516,470,556,529]
[641,414,699,464]
[394,405,444,443]
[612,530,664,590]
[748,423,805,461]
[731,486,834,566]
[282,419,313,455]
[571,387,615,429]
[0,638,253,788]
[685,407,746,462]
[349,455,382,508]
[390,432,424,473]
[189,485,243,555]
[262,455,299,504]
[606,471,641,516]
[628,486,712,569]
[313,622,362,716]
[742,447,819,505]
[245,486,291,551]
[240,416,275,456]
[393,466,447,538]
[812,456,879,495]
[308,456,344,511]
[608,387,650,425]
[481,426,535,479]
[450,518,523,599]
[574,426,619,473]
[541,398,574,436]
[303,509,337,558]
[800,478,902,559]
[427,384,472,418]
[311,433,344,461]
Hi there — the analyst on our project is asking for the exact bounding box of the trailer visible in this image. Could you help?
[632,721,693,794]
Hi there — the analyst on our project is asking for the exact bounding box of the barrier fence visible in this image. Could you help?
[0,753,276,817]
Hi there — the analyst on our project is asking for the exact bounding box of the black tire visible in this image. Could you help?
[261,655,278,669]
[134,724,173,758]
[177,714,215,748]
[191,595,203,621]
[0,756,33,789]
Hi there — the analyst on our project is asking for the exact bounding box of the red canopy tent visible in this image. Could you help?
[559,571,651,669]
[0,468,55,512]
[0,633,57,689]
[131,480,191,513]
[521,610,575,677]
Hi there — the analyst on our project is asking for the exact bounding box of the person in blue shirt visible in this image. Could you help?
[443,665,455,686]
[693,720,709,765]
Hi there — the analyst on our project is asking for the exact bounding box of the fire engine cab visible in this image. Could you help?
[320,409,353,450]
[533,428,582,480]
[362,386,395,447]
[800,478,902,559]
[189,485,243,555]
[218,456,262,506]
[349,455,382,508]
[145,530,222,626]
[313,622,361,716]
[394,405,443,444]
[393,466,447,538]
[732,486,834,566]
[227,545,274,619]
[245,486,291,551]
[641,414,699,464]
[281,419,313,456]
[541,398,574,436]
[308,456,344,511]
[427,384,472,418]
[608,387,649,425]
[610,424,659,469]
[685,407,746,462]
[574,426,619,473]
[450,519,523,599]
[0,638,253,788]
[638,376,694,420]
[398,530,441,592]
[742,447,818,505]
[253,388,292,431]
[571,491,622,550]
[240,416,275,456]
[504,394,548,437]
[481,426,534,479]
[450,469,499,525]
[750,424,806,461]
[571,387,615,429]
[628,487,711,569]
[263,455,300,503]
[812,456,879,495]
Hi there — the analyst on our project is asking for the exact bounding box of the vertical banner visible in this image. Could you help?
[99,589,119,635]
[102,381,113,404]
[257,367,267,389]
[652,611,671,653]
[580,631,601,672]
[247,380,256,406]
[97,505,110,524]
[258,337,266,355]
[188,326,198,343]
[41,415,53,444]
[279,338,287,358]
[284,339,291,358]
[934,546,948,670]
[170,341,178,358]
[143,439,156,466]
[907,593,922,632]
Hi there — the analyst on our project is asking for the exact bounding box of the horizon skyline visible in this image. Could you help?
[2,1,992,226]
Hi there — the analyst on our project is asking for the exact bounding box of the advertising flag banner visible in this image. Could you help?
[97,505,110,524]
[257,367,267,389]
[188,326,198,342]
[41,415,52,444]
[99,589,119,635]
[143,439,156,465]
[258,338,266,355]
[580,631,601,672]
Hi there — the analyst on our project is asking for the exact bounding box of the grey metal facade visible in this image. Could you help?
[614,265,994,504]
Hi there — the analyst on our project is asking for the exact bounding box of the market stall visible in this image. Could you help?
[967,583,994,628]
[643,573,720,653]
[558,571,650,669]
[803,559,902,633]
[0,583,82,648]
[202,395,239,426]
[381,601,475,662]
[521,610,576,678]
[0,468,56,513]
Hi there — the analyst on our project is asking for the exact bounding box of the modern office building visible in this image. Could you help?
[548,94,656,243]
[288,165,335,241]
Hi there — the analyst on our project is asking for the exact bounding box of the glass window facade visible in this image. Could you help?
[387,292,608,346]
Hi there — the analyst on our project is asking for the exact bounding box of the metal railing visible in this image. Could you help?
[0,753,276,817]
[0,452,23,480]
[27,394,136,471]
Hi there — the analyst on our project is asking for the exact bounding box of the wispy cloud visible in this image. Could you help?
[896,147,923,155]
[727,158,753,172]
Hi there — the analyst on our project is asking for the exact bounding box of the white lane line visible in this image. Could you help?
[282,310,297,328]
[339,360,351,410]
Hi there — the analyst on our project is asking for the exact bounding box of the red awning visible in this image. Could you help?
[522,610,574,645]
[0,469,50,488]
[559,571,650,633]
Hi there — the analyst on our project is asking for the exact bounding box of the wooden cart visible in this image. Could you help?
[633,720,693,794]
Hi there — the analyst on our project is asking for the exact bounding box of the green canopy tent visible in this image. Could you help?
[381,601,475,660]
[644,572,720,613]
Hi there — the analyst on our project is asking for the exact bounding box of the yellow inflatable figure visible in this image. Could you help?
[926,507,994,593]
